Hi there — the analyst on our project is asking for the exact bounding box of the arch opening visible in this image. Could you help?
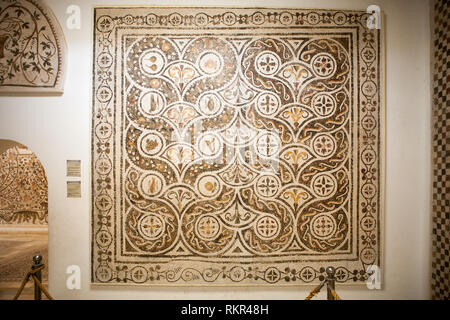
[0,139,48,299]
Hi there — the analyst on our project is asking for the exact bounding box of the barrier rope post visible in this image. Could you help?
[32,255,43,300]
[326,266,336,300]
[13,255,53,300]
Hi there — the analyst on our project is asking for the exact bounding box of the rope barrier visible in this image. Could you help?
[330,289,342,300]
[304,285,343,300]
[304,287,319,300]
[13,264,53,300]
[304,279,326,300]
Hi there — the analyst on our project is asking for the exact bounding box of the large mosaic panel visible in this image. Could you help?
[91,7,384,285]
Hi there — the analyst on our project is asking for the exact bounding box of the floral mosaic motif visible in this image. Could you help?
[0,146,48,225]
[91,7,383,285]
[0,0,65,92]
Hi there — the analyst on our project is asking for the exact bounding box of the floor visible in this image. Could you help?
[0,228,48,300]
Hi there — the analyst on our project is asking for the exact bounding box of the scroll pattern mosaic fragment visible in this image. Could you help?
[91,7,384,285]
[0,0,66,93]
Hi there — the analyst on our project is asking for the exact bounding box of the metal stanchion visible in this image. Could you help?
[13,255,53,300]
[304,266,341,300]
[32,255,43,300]
[326,266,336,300]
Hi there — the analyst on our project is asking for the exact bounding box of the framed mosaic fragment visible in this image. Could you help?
[91,7,384,285]
[0,0,66,94]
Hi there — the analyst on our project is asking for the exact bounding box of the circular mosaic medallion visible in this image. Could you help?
[97,15,114,32]
[222,12,236,25]
[196,215,221,240]
[264,267,281,283]
[361,248,376,264]
[96,266,113,282]
[255,216,281,240]
[335,267,349,282]
[140,49,165,75]
[168,13,183,26]
[311,173,337,197]
[362,183,376,198]
[311,53,336,77]
[310,214,336,239]
[229,266,246,282]
[139,173,163,197]
[197,175,221,198]
[95,122,112,139]
[255,51,281,76]
[96,230,112,247]
[198,51,223,75]
[138,213,165,240]
[194,13,209,26]
[361,115,376,131]
[312,134,336,157]
[95,157,112,175]
[279,12,293,25]
[361,149,376,165]
[131,266,148,283]
[333,12,347,25]
[198,92,222,115]
[95,194,113,212]
[121,14,133,25]
[307,12,320,25]
[256,92,280,116]
[362,80,377,97]
[299,267,316,282]
[97,86,113,103]
[139,91,166,116]
[255,175,280,198]
[361,47,375,62]
[255,132,281,158]
[197,133,222,157]
[146,13,158,26]
[251,12,265,25]
[312,93,336,116]
[97,52,113,68]
[361,216,376,232]
[139,132,164,156]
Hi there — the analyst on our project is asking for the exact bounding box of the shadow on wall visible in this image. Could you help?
[0,139,48,300]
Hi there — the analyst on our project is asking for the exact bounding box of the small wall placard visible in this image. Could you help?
[67,160,81,177]
[67,181,81,198]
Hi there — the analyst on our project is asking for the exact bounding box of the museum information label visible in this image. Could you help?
[67,181,81,198]
[67,160,81,177]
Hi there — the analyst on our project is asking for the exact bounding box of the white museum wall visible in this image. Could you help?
[0,0,431,299]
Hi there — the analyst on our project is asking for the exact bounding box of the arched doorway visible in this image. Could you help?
[0,139,48,299]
